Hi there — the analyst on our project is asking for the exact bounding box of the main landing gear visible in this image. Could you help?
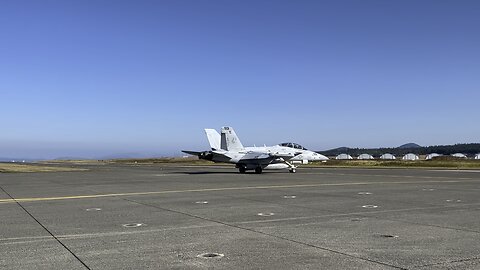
[237,165,263,174]
[237,163,295,174]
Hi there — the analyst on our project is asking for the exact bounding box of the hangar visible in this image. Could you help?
[402,153,419,160]
[425,153,441,160]
[336,154,353,160]
[379,153,396,160]
[451,153,467,158]
[357,154,374,160]
[476,154,480,160]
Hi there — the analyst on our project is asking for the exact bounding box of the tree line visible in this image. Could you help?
[318,143,480,158]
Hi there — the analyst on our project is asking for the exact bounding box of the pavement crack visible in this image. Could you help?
[411,256,480,269]
[224,190,480,235]
[0,185,92,270]
[363,214,480,235]
[123,197,406,270]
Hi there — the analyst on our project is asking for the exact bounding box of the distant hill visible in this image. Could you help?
[318,143,480,158]
[54,156,90,160]
[326,147,350,153]
[398,143,422,149]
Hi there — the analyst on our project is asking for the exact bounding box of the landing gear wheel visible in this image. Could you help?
[239,166,246,174]
[255,167,263,174]
[289,168,296,173]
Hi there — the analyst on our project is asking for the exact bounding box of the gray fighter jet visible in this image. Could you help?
[183,126,328,174]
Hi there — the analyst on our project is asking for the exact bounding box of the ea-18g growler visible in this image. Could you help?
[182,127,328,174]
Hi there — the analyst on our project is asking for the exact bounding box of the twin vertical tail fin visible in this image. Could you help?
[204,129,221,150]
[204,126,244,151]
[221,126,244,151]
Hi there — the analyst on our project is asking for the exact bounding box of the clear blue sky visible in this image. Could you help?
[1,0,479,159]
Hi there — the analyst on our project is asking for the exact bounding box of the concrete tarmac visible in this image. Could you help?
[1,164,480,269]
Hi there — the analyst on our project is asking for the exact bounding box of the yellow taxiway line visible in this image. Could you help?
[0,179,475,204]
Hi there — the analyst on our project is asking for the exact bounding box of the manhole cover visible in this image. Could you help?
[122,223,145,228]
[257,212,275,217]
[195,201,209,204]
[377,234,399,238]
[362,205,378,209]
[283,195,296,199]
[197,253,224,259]
[358,192,372,195]
[85,208,102,211]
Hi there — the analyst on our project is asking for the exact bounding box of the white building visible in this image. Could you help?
[425,153,441,160]
[357,154,374,160]
[451,153,467,158]
[402,153,419,161]
[475,154,480,160]
[336,154,353,160]
[379,153,396,160]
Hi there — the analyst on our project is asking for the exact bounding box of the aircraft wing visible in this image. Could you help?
[241,151,272,160]
[237,151,300,163]
[238,151,299,163]
[269,151,301,159]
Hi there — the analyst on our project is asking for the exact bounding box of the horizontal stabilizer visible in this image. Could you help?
[182,150,202,156]
[182,150,214,161]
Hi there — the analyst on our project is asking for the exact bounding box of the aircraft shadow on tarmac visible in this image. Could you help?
[173,171,278,175]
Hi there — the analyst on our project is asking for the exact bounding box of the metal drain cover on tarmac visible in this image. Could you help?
[197,253,224,259]
[377,234,399,238]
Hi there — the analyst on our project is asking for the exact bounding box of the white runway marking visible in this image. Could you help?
[0,224,224,245]
[1,179,479,204]
[362,205,378,209]
[257,212,275,217]
[195,201,209,204]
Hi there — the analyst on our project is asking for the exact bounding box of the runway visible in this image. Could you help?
[1,164,480,269]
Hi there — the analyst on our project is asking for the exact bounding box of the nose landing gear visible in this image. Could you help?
[280,159,297,173]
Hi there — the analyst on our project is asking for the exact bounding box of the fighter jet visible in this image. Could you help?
[182,126,328,174]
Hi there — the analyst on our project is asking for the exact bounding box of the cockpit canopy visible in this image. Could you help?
[279,142,307,150]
